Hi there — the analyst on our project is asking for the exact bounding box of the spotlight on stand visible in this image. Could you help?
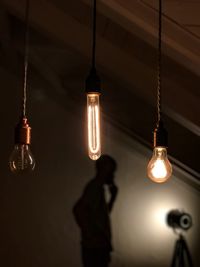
[167,210,193,267]
[167,210,192,231]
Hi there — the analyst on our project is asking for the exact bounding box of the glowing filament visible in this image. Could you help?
[151,159,167,179]
[147,147,172,183]
[87,94,101,160]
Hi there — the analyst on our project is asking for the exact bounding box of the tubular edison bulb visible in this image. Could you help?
[87,93,101,160]
[147,147,172,183]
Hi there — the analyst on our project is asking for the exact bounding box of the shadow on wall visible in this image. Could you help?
[73,155,118,267]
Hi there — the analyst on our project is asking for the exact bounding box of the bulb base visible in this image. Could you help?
[85,68,101,94]
[153,121,168,147]
[15,117,31,145]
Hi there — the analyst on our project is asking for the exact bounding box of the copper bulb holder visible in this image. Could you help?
[15,117,31,145]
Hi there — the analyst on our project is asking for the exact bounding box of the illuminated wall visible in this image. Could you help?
[104,124,200,267]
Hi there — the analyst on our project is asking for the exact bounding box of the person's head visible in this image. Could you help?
[95,155,117,185]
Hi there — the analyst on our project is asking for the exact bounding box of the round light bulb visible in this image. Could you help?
[9,144,35,173]
[147,147,172,183]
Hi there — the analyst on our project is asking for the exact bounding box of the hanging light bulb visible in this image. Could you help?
[86,70,101,160]
[85,0,101,160]
[147,123,172,183]
[147,121,172,183]
[147,0,172,183]
[9,117,35,173]
[9,0,35,173]
[87,93,101,160]
[147,147,172,183]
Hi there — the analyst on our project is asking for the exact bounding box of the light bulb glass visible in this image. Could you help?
[9,144,35,173]
[87,93,101,160]
[147,147,172,183]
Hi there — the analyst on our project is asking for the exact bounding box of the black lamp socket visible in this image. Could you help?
[85,68,101,94]
[153,120,168,147]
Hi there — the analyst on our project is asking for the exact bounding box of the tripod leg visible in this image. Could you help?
[179,238,184,267]
[182,238,194,267]
[171,239,180,267]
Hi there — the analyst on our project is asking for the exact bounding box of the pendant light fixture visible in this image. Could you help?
[85,0,101,160]
[9,0,35,173]
[147,0,172,183]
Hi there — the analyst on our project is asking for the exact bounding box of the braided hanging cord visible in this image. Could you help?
[157,0,162,125]
[22,0,30,118]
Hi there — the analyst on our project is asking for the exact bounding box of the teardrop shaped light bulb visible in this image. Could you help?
[9,144,35,173]
[147,147,172,183]
[87,93,101,160]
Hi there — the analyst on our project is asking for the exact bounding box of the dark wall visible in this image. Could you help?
[0,67,199,267]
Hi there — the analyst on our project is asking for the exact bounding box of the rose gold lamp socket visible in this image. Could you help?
[14,117,31,145]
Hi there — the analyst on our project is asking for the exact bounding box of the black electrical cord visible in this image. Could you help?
[85,0,100,94]
[92,0,96,70]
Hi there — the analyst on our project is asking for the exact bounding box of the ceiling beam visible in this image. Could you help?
[0,0,156,101]
[82,0,200,76]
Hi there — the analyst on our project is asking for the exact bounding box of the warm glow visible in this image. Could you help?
[147,147,172,183]
[87,94,101,160]
[151,159,167,178]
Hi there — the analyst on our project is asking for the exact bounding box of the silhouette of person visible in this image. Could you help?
[73,155,118,267]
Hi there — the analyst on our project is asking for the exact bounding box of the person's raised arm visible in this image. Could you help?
[108,183,118,212]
